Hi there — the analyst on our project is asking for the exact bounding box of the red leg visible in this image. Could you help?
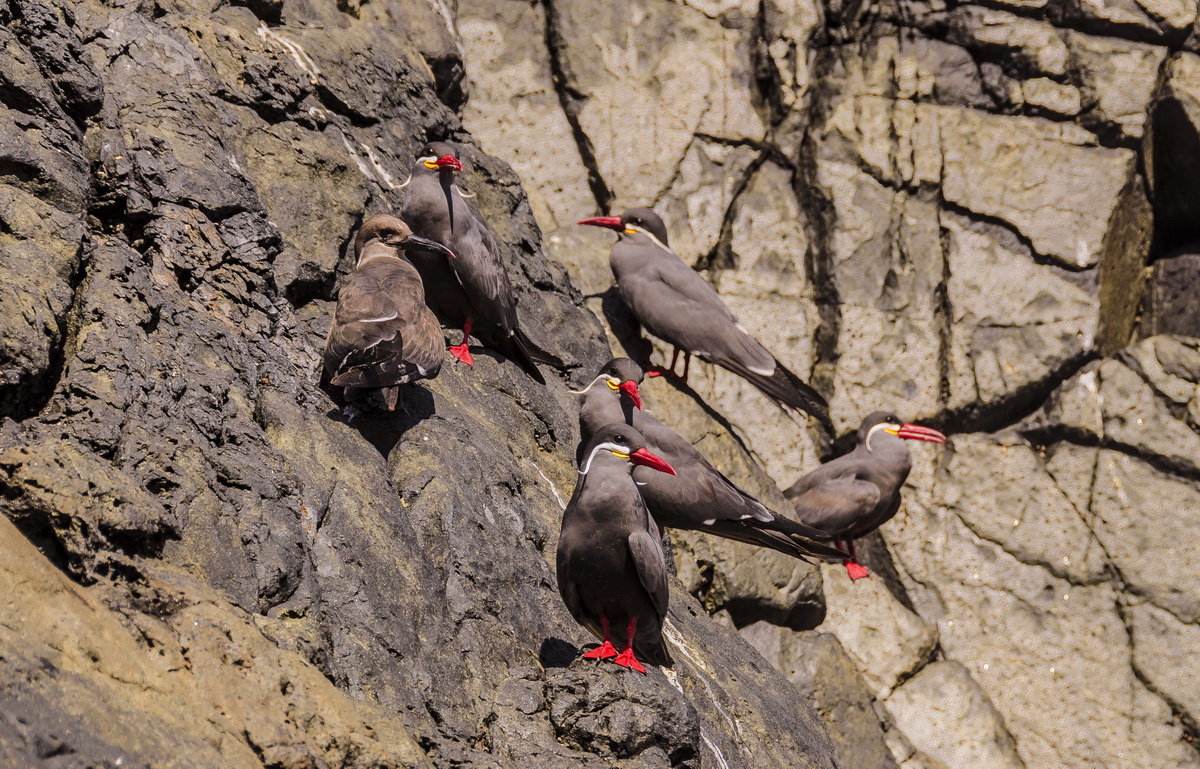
[449,318,474,365]
[582,616,618,660]
[648,347,681,379]
[613,618,647,674]
[844,539,870,581]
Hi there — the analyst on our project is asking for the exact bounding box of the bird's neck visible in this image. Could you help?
[574,469,648,527]
[579,390,632,439]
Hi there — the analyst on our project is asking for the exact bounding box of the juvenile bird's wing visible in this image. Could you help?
[325,261,439,386]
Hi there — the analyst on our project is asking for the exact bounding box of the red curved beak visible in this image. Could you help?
[897,423,946,444]
[618,380,643,410]
[435,154,463,172]
[629,447,676,476]
[577,215,624,231]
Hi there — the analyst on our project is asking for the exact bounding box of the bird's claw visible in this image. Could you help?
[613,648,647,674]
[449,342,474,365]
[582,641,618,660]
[846,562,870,581]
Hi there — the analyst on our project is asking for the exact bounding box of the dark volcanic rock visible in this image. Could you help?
[0,1,838,767]
[1142,249,1200,338]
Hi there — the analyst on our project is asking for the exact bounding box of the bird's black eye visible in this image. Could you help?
[886,415,901,424]
[614,434,626,443]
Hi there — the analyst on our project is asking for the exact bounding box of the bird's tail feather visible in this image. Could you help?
[514,326,563,367]
[505,327,563,384]
[698,517,848,563]
[718,356,829,425]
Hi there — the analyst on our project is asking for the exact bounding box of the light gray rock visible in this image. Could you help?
[742,626,899,769]
[884,661,1025,769]
[457,0,594,234]
[1066,32,1167,142]
[549,0,765,207]
[815,564,938,697]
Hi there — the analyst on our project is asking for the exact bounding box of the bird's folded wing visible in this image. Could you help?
[701,468,774,522]
[788,477,880,537]
[643,262,776,374]
[627,528,669,617]
[446,223,519,330]
[326,267,434,381]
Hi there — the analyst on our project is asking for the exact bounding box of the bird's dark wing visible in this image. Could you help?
[627,527,669,618]
[630,258,776,374]
[556,552,592,634]
[694,517,849,562]
[620,258,827,419]
[446,215,519,334]
[787,476,880,538]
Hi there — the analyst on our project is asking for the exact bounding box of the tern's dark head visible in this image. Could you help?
[415,141,463,173]
[577,207,670,246]
[354,214,457,263]
[857,411,946,452]
[594,357,645,409]
[579,423,676,476]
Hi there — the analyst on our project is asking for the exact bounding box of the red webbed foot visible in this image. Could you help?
[613,648,647,674]
[846,561,870,581]
[449,342,474,365]
[582,641,618,660]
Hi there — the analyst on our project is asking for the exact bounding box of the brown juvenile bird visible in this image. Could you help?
[323,215,453,412]
[557,424,678,674]
[785,411,946,580]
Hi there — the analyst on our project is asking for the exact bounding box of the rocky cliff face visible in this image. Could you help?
[2,0,1198,768]
[459,0,1200,766]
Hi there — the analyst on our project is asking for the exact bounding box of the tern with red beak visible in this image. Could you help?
[322,215,450,412]
[558,424,676,673]
[578,208,828,424]
[401,141,559,383]
[785,412,946,580]
[575,358,846,563]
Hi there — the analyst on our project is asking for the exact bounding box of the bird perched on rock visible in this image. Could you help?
[785,411,945,580]
[400,141,558,383]
[322,215,450,412]
[558,424,677,673]
[575,358,846,564]
[578,208,828,423]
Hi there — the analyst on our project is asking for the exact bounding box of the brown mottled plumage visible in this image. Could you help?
[323,215,449,411]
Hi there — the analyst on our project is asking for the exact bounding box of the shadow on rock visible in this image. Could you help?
[539,637,579,668]
[324,384,437,458]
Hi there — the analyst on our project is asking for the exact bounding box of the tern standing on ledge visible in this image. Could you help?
[579,207,828,424]
[786,411,946,580]
[401,141,558,383]
[557,424,678,673]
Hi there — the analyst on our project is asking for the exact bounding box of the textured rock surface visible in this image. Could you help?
[459,0,1200,765]
[5,0,1200,766]
[0,1,839,767]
